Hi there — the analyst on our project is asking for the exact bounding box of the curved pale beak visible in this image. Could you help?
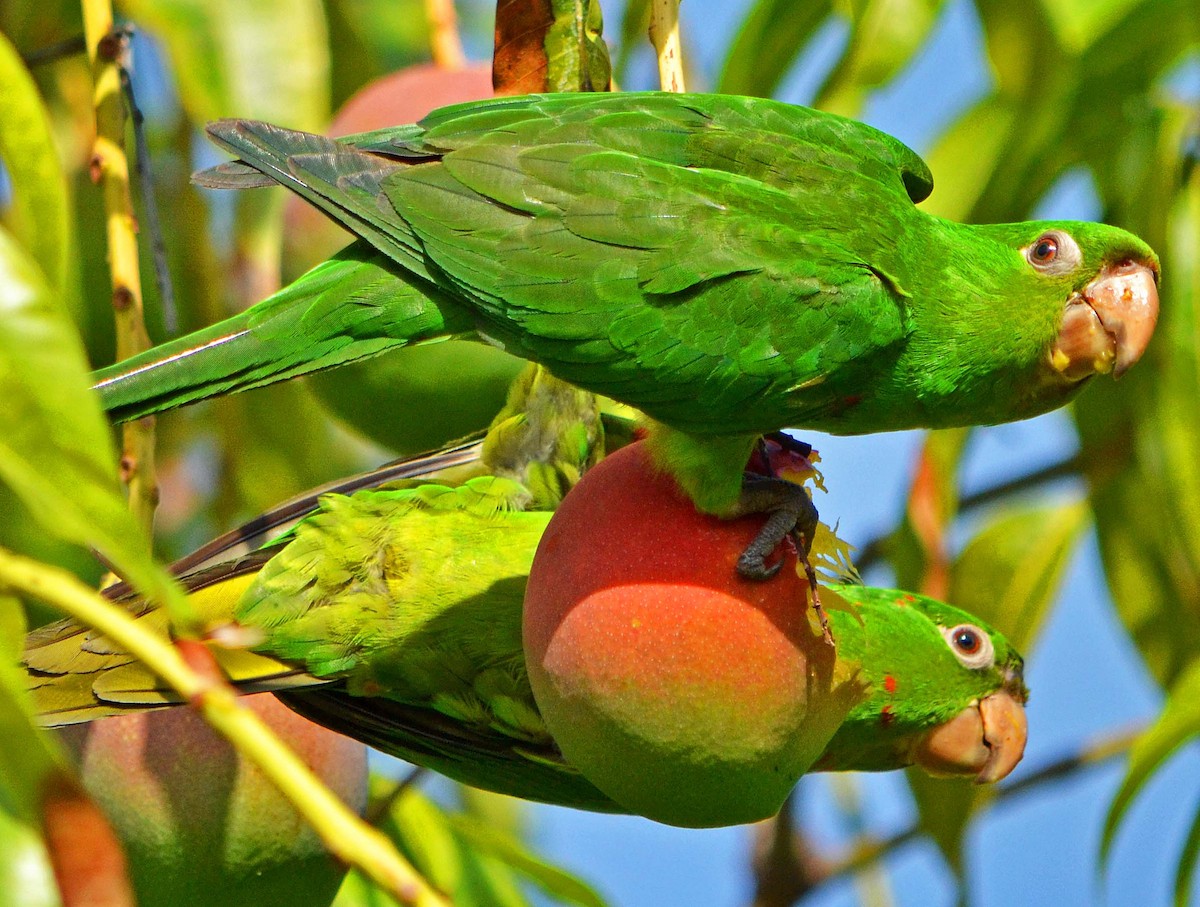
[912,688,1028,784]
[1051,261,1159,381]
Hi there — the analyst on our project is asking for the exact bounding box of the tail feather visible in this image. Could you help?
[192,159,276,189]
[198,119,431,281]
[94,243,469,422]
[26,559,328,726]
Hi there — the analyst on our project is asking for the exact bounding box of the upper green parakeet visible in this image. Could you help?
[91,92,1159,575]
[25,473,1028,818]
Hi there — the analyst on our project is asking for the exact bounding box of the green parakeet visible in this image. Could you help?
[91,92,1160,576]
[25,475,1028,815]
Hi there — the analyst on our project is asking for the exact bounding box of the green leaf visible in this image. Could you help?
[814,0,946,117]
[885,427,970,595]
[949,500,1087,652]
[1174,803,1200,907]
[119,0,330,128]
[613,0,650,84]
[0,596,64,824]
[956,0,1193,224]
[0,805,59,907]
[0,226,181,614]
[1102,656,1200,864]
[904,769,978,876]
[361,780,608,907]
[1074,110,1200,687]
[918,96,1017,221]
[717,0,833,97]
[904,483,1084,877]
[1035,0,1149,54]
[325,0,431,110]
[447,813,607,907]
[0,29,69,294]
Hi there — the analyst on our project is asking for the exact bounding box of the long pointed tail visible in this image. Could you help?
[94,243,469,422]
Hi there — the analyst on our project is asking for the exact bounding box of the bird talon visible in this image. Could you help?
[737,552,782,581]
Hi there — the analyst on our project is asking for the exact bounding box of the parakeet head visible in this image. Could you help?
[977,220,1159,380]
[1020,221,1157,376]
[817,586,1028,784]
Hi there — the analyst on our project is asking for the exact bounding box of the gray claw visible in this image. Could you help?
[736,550,783,581]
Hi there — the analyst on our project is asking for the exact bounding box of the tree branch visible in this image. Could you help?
[649,0,686,92]
[80,6,158,534]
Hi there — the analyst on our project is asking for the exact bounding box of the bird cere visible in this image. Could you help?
[38,91,1159,826]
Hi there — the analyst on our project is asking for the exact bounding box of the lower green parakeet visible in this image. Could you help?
[25,473,1027,820]
[90,91,1159,578]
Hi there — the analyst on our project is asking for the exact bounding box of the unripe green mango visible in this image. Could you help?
[60,694,367,907]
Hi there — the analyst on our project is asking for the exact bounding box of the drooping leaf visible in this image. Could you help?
[949,500,1087,651]
[814,0,947,117]
[717,0,833,97]
[885,428,970,598]
[904,769,976,876]
[0,226,181,613]
[613,0,650,84]
[345,780,607,907]
[0,806,60,907]
[119,0,330,128]
[918,96,1018,221]
[1036,0,1164,55]
[903,500,1083,877]
[1102,656,1200,864]
[324,0,431,110]
[961,0,1195,224]
[1074,107,1200,687]
[446,813,606,907]
[0,596,63,824]
[0,29,70,294]
[1174,803,1200,907]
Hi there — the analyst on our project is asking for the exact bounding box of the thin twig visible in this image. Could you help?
[81,6,158,533]
[649,0,686,92]
[854,453,1082,573]
[425,0,466,69]
[1,548,449,907]
[366,768,430,826]
[117,40,177,334]
[21,34,88,68]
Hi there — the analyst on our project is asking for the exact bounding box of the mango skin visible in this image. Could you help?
[59,694,367,907]
[523,441,858,827]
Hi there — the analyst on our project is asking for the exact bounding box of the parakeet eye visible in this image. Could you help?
[1032,237,1057,262]
[1024,230,1081,275]
[941,624,995,670]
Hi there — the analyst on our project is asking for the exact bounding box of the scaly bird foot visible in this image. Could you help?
[731,470,833,646]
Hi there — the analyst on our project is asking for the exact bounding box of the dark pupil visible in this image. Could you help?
[1035,239,1056,260]
[955,629,980,653]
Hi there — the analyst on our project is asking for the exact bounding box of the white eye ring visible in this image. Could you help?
[941,623,995,670]
[1024,229,1081,275]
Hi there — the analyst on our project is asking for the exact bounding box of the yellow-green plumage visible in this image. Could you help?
[25,473,1026,813]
